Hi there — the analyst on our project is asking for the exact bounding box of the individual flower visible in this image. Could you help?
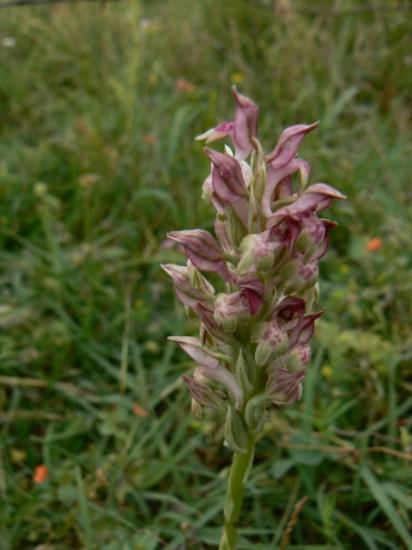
[196,86,259,162]
[161,262,214,308]
[33,464,48,484]
[167,229,233,280]
[366,237,383,252]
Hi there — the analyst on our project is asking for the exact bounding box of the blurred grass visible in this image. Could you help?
[0,0,411,548]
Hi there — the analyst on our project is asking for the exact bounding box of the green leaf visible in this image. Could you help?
[360,467,412,549]
[271,458,295,480]
[382,482,412,511]
[289,434,324,466]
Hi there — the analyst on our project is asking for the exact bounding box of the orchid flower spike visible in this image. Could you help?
[164,88,345,549]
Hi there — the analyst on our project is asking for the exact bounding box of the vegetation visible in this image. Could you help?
[0,1,411,548]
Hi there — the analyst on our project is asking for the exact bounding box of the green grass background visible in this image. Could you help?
[0,0,411,548]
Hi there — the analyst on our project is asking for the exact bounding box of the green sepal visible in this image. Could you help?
[251,137,267,202]
[235,349,254,395]
[244,394,268,432]
[224,407,249,454]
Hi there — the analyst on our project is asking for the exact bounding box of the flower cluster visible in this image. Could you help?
[163,88,344,448]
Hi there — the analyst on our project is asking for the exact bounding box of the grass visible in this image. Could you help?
[0,0,411,548]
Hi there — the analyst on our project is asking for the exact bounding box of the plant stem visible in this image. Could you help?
[218,432,255,550]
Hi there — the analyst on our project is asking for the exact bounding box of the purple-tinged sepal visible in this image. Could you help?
[281,257,319,293]
[167,229,233,280]
[272,296,306,331]
[196,303,230,342]
[214,291,251,332]
[237,231,281,274]
[183,375,225,412]
[195,366,243,409]
[168,336,222,369]
[195,121,234,144]
[161,262,214,308]
[235,272,265,316]
[204,148,247,203]
[232,87,259,161]
[266,368,306,405]
[254,323,289,367]
[266,122,318,170]
[266,184,345,232]
[263,159,311,218]
[288,310,324,348]
[288,344,311,370]
[296,214,337,260]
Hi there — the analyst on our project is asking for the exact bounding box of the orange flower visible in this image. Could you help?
[33,464,48,484]
[175,78,196,93]
[366,237,383,252]
[143,134,157,145]
[132,404,149,418]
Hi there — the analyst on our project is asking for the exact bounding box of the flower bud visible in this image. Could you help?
[224,406,249,453]
[244,394,268,431]
[167,229,232,280]
[161,262,214,308]
[196,303,229,342]
[254,323,289,367]
[237,232,279,274]
[196,366,243,409]
[268,214,301,259]
[288,344,311,369]
[235,272,265,315]
[204,148,247,203]
[214,291,250,332]
[183,375,224,411]
[281,258,319,293]
[266,368,305,405]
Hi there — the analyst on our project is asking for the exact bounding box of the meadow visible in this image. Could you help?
[0,0,411,548]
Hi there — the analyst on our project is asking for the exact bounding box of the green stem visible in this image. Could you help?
[218,433,256,550]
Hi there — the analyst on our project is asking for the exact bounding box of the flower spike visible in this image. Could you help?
[165,88,345,548]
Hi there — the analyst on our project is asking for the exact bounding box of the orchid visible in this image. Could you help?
[163,88,345,549]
